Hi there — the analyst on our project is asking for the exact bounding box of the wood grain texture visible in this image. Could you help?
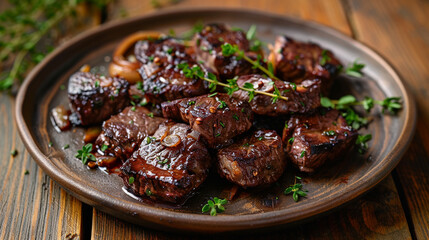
[0,94,82,240]
[107,0,352,36]
[90,0,412,238]
[346,0,429,238]
[91,176,410,240]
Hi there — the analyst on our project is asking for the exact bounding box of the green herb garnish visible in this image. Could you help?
[284,176,308,202]
[63,144,70,150]
[101,144,108,152]
[356,134,372,154]
[345,60,365,77]
[10,149,18,157]
[129,176,135,184]
[202,197,228,216]
[75,143,96,165]
[319,50,331,65]
[322,130,336,136]
[177,63,288,103]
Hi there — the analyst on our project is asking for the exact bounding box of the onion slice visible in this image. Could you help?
[109,31,162,84]
[162,134,181,148]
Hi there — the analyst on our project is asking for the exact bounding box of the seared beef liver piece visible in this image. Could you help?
[120,122,211,203]
[134,37,209,104]
[68,72,129,126]
[217,130,286,188]
[95,106,166,164]
[161,93,253,149]
[282,109,357,173]
[193,23,260,80]
[269,36,342,94]
[232,74,321,116]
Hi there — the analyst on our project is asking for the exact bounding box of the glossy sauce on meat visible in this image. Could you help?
[95,106,166,163]
[194,23,260,80]
[134,37,209,103]
[120,122,211,203]
[269,36,342,94]
[161,93,253,148]
[68,72,129,126]
[217,130,286,188]
[283,109,357,172]
[232,74,321,116]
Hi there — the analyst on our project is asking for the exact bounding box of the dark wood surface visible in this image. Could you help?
[1,0,428,239]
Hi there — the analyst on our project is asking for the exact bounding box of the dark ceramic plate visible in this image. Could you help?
[16,8,416,233]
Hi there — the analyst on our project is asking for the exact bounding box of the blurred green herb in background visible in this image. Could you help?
[0,0,111,91]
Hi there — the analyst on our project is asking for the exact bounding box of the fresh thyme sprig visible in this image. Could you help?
[284,176,308,202]
[356,134,372,154]
[0,0,111,91]
[201,197,228,216]
[177,63,288,103]
[221,43,281,81]
[345,60,365,77]
[321,95,402,114]
[75,143,96,165]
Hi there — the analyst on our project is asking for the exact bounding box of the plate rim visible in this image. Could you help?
[15,7,417,232]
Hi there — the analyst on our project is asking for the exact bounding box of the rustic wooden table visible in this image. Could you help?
[1,0,428,239]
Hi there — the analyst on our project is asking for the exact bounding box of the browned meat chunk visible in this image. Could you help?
[193,23,260,80]
[232,74,321,116]
[217,130,286,188]
[161,93,253,148]
[94,106,166,164]
[120,122,212,203]
[282,110,357,173]
[68,72,129,126]
[269,36,342,94]
[134,37,209,103]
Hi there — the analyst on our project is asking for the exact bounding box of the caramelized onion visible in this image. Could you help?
[109,31,162,84]
[97,155,118,168]
[51,105,71,132]
[84,127,101,143]
[162,134,181,148]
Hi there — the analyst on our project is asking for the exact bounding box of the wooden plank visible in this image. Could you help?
[346,0,429,238]
[0,3,104,240]
[91,0,412,239]
[107,0,352,36]
[91,176,410,239]
[0,94,82,239]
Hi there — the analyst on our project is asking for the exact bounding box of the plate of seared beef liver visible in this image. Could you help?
[16,8,415,232]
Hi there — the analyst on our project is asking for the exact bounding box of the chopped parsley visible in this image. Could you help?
[233,114,239,121]
[322,130,336,136]
[219,121,225,128]
[10,149,18,157]
[319,50,331,65]
[300,150,306,158]
[217,100,227,109]
[129,177,135,184]
[101,144,108,152]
